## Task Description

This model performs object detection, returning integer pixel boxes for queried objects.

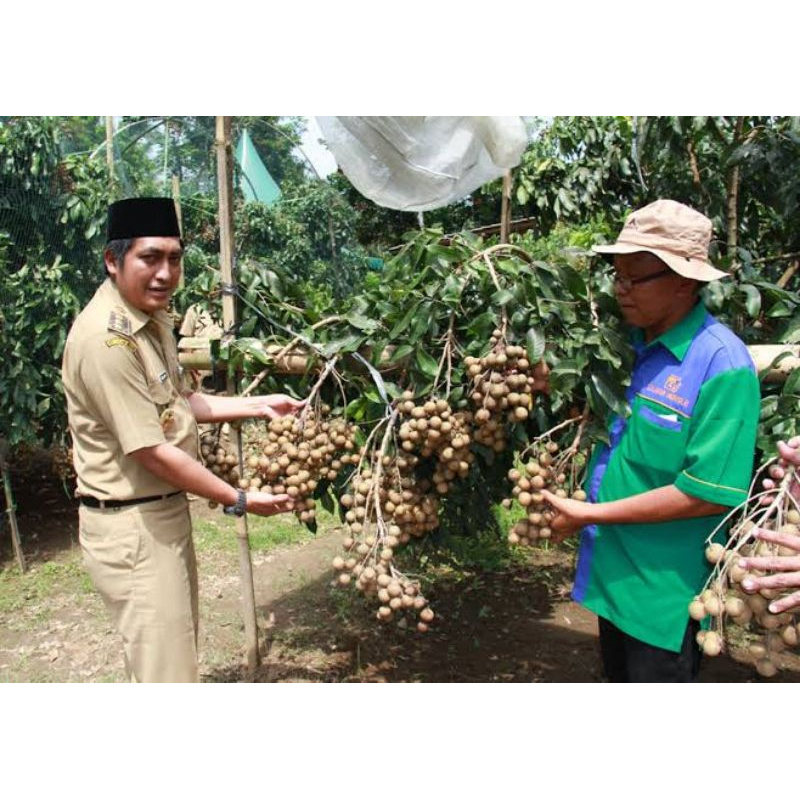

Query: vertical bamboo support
[726,116,746,271]
[172,174,185,290]
[215,116,261,673]
[777,260,798,289]
[1,457,26,573]
[500,169,512,243]
[105,116,116,196]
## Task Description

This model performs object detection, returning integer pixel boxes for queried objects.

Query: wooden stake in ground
[0,451,26,573]
[215,115,261,673]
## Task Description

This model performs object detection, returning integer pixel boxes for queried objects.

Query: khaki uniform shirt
[62,279,198,501]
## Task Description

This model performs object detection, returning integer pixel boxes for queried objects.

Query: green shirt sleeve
[674,367,759,506]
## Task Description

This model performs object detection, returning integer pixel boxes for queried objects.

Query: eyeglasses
[613,268,673,292]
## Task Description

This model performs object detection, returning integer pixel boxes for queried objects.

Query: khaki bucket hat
[592,199,729,282]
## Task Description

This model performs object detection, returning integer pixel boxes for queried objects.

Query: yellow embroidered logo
[105,336,137,351]
[664,374,682,393]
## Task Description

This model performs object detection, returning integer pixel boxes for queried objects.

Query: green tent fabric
[235,129,281,205]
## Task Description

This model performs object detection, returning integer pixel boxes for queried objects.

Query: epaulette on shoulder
[107,307,132,336]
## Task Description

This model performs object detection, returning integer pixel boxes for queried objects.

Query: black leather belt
[79,491,181,509]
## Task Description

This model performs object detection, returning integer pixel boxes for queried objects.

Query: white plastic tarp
[316,116,529,212]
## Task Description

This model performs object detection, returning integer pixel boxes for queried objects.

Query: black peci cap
[106,197,181,242]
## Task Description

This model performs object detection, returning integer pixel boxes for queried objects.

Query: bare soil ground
[2,465,799,683]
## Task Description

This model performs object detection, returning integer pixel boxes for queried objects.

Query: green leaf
[760,395,779,421]
[381,382,403,400]
[702,281,726,311]
[441,273,465,304]
[556,264,586,297]
[238,317,257,337]
[597,342,622,369]
[550,359,582,376]
[386,343,414,364]
[510,309,529,329]
[352,352,390,404]
[740,284,762,318]
[601,328,630,355]
[427,244,464,265]
[448,385,465,404]
[346,311,379,332]
[467,311,496,340]
[781,317,800,344]
[415,349,439,379]
[319,488,335,515]
[321,333,363,358]
[766,300,794,319]
[346,397,367,421]
[783,368,800,398]
[409,301,435,340]
[526,327,546,362]
[491,288,516,307]
[389,301,421,339]
[590,372,629,417]
[265,269,284,301]
[496,258,524,278]
[234,338,271,366]
[760,349,798,385]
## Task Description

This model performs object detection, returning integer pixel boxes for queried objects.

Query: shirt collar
[99,278,169,335]
[633,301,708,362]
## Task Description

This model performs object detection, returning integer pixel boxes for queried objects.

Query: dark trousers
[598,616,702,683]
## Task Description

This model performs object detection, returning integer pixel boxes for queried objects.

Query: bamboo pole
[725,117,745,270]
[215,116,261,673]
[777,260,799,289]
[500,169,512,244]
[0,453,26,573]
[749,344,800,383]
[173,174,185,290]
[105,116,116,196]
[179,337,800,386]
[177,338,410,376]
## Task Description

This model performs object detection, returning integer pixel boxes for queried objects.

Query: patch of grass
[413,504,527,577]
[328,582,367,626]
[192,508,337,555]
[0,557,88,615]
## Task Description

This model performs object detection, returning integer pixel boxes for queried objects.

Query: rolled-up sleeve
[674,367,760,506]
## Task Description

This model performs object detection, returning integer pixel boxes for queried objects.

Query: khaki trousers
[79,493,199,682]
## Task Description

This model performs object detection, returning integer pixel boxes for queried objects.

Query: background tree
[2,114,799,458]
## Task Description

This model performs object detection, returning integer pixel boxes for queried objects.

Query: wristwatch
[223,489,247,517]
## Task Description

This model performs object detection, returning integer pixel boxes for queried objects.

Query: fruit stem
[300,357,339,426]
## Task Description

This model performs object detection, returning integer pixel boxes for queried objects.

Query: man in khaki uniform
[62,197,301,682]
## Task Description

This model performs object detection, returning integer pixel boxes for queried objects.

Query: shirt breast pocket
[624,405,688,477]
[147,373,174,411]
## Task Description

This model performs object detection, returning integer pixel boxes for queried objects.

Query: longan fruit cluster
[51,444,76,483]
[334,423,446,630]
[690,510,800,677]
[396,391,476,494]
[240,409,358,524]
[332,540,435,632]
[340,465,440,547]
[200,429,241,485]
[465,330,540,452]
[200,410,357,524]
[505,440,586,547]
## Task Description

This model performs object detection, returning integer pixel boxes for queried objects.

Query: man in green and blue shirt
[544,199,760,682]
